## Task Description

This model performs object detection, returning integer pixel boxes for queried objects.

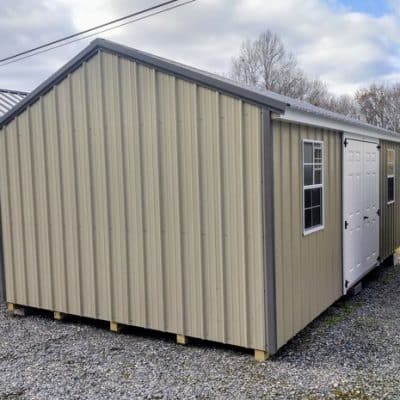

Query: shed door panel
[343,138,379,293]
[363,142,379,271]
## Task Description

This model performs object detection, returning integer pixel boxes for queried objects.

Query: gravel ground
[1,264,400,399]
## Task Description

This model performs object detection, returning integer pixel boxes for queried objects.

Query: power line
[0,0,196,68]
[0,0,179,64]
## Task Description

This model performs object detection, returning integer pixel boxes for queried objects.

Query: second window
[303,140,324,233]
[387,149,395,204]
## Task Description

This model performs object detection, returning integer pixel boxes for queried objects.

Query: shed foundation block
[176,334,189,345]
[54,311,65,321]
[6,303,25,316]
[254,349,269,362]
[7,303,18,312]
[110,321,121,333]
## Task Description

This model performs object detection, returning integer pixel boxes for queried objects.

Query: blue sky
[331,0,392,17]
[1,0,400,96]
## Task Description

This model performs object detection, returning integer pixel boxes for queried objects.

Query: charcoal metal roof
[0,89,28,118]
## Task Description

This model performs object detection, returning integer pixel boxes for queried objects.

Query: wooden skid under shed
[4,304,267,360]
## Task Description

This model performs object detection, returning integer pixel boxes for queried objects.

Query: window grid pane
[388,176,394,203]
[304,165,313,186]
[387,149,395,203]
[304,143,313,164]
[303,140,324,232]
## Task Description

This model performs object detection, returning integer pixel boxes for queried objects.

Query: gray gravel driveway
[1,264,400,399]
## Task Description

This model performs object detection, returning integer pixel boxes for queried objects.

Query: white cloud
[1,0,400,96]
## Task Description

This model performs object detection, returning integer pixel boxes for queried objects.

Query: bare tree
[302,79,330,107]
[230,30,331,106]
[326,94,360,119]
[230,39,261,88]
[384,84,400,132]
[230,29,400,131]
[355,84,396,131]
[230,31,307,97]
[356,84,387,127]
[353,83,400,132]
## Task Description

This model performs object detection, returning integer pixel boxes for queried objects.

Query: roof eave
[274,107,400,142]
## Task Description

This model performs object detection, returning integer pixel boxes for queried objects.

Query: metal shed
[0,39,399,360]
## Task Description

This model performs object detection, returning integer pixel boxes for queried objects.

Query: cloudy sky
[1,0,400,95]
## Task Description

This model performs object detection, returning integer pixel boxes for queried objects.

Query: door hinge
[344,138,348,147]
[377,144,381,150]
[377,208,380,216]
[344,220,349,229]
[345,280,349,288]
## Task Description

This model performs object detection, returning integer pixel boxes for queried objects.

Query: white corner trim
[274,108,400,143]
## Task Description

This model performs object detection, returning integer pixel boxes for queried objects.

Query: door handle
[363,216,369,220]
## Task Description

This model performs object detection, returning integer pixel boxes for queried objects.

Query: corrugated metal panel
[379,141,400,260]
[0,90,27,117]
[0,227,4,302]
[0,51,266,351]
[273,120,342,349]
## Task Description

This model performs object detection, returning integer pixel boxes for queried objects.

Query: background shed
[0,89,27,117]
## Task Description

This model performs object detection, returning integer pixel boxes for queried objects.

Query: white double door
[343,137,379,294]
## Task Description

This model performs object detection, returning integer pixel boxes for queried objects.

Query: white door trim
[342,134,380,294]
[343,132,379,145]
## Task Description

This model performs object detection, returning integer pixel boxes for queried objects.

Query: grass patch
[0,390,25,399]
[317,299,361,331]
[319,314,344,329]
[378,270,397,285]
[301,388,371,400]
[330,388,370,400]
[334,300,360,315]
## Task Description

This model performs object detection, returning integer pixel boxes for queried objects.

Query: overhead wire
[0,0,196,67]
[0,0,197,67]
[0,0,179,64]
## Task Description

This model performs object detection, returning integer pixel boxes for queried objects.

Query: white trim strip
[275,109,400,143]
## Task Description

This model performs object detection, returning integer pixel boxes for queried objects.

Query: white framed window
[303,140,324,235]
[387,149,395,204]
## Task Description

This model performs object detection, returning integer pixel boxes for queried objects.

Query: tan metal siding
[0,125,15,304]
[273,120,342,349]
[0,51,266,351]
[380,141,400,260]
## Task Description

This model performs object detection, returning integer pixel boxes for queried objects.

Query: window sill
[387,201,395,205]
[303,225,324,236]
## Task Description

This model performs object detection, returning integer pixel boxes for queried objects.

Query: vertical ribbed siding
[273,120,342,349]
[0,50,266,351]
[0,123,16,304]
[380,141,400,260]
